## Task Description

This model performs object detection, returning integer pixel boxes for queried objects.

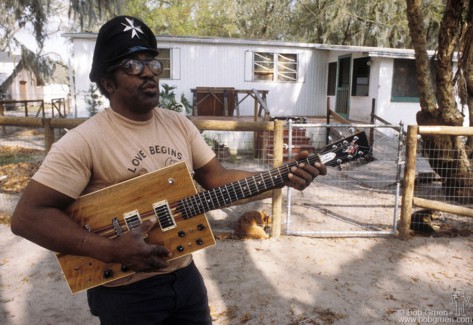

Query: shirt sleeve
[32,130,93,199]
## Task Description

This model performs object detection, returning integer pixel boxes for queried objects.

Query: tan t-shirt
[33,107,215,286]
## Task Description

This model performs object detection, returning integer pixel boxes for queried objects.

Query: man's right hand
[112,219,173,272]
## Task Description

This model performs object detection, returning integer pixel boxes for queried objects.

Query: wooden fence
[0,100,46,117]
[399,125,473,239]
[0,116,286,238]
[4,115,472,240]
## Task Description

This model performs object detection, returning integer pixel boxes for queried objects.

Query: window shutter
[244,50,253,82]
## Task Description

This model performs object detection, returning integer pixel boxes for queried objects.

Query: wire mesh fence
[284,123,403,237]
[406,129,473,237]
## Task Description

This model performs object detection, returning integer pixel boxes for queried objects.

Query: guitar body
[57,162,215,294]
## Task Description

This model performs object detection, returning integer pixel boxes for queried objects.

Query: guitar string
[88,137,365,238]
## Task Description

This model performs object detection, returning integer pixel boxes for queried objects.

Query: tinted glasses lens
[147,60,163,75]
[123,60,143,75]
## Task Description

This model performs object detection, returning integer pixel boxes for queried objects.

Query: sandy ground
[1,127,473,324]
[1,223,473,325]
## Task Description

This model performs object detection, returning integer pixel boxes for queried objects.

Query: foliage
[159,83,191,114]
[84,84,103,117]
[122,0,444,48]
[0,0,447,88]
[290,0,444,48]
[68,0,122,31]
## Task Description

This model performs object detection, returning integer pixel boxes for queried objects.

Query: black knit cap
[89,16,159,82]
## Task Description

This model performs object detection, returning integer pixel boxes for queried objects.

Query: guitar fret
[222,185,232,205]
[277,168,284,184]
[214,187,222,205]
[182,197,192,219]
[267,170,275,187]
[244,178,252,197]
[204,191,215,210]
[257,174,267,191]
[210,189,219,206]
[218,186,230,206]
[190,195,202,216]
[196,192,208,214]
[228,182,238,202]
[249,176,257,193]
[186,197,196,218]
[237,179,246,198]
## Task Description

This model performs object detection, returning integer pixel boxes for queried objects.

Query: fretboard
[177,154,320,219]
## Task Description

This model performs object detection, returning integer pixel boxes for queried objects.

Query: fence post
[326,97,330,145]
[271,120,284,238]
[370,98,375,146]
[0,102,4,135]
[399,124,418,239]
[43,118,55,154]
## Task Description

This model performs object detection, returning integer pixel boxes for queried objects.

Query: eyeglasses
[107,59,163,76]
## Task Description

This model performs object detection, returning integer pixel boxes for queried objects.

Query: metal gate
[285,122,404,236]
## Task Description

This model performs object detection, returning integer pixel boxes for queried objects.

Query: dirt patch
[0,161,41,194]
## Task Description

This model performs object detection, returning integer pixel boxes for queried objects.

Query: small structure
[0,52,69,114]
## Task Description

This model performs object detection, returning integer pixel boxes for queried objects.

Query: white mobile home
[63,33,435,128]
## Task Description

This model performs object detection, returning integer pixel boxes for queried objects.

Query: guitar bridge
[153,200,177,231]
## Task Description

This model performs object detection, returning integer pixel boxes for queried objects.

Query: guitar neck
[177,154,320,219]
[177,130,370,220]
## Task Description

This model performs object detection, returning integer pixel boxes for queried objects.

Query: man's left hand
[284,151,327,191]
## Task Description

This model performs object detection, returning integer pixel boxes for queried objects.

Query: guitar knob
[121,265,128,272]
[176,245,184,252]
[197,224,205,231]
[103,269,113,278]
[196,238,203,245]
[178,230,186,237]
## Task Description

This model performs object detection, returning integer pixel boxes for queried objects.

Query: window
[327,62,337,95]
[351,57,370,96]
[254,52,274,81]
[157,48,171,79]
[391,59,419,102]
[253,52,298,82]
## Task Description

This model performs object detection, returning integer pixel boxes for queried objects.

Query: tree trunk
[407,0,473,203]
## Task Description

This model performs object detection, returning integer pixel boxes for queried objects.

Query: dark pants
[87,261,212,325]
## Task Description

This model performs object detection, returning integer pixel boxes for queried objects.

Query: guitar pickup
[123,210,142,230]
[153,200,177,231]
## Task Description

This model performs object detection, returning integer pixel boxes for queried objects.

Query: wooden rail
[0,116,285,237]
[0,99,45,117]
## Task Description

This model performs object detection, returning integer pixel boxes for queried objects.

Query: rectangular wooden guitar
[57,131,371,293]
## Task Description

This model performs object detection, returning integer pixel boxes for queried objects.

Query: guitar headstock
[318,131,372,167]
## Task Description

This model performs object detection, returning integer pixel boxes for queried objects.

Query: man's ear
[101,77,116,95]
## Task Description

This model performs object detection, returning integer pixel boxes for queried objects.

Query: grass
[0,146,44,165]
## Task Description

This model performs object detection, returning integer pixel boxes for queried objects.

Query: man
[11,16,327,324]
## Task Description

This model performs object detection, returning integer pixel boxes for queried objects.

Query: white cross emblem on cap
[121,18,144,39]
